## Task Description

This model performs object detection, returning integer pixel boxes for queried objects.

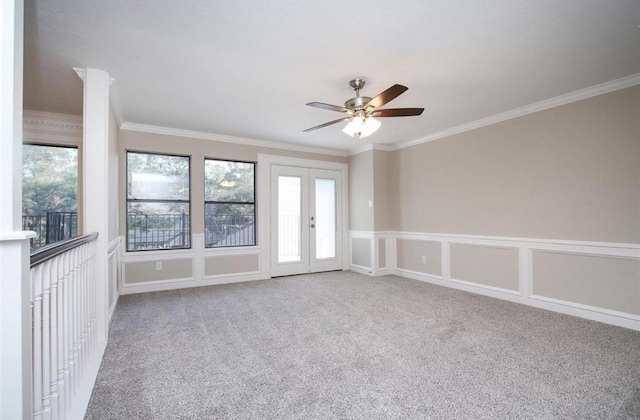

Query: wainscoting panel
[378,238,387,271]
[120,234,268,294]
[204,253,260,277]
[450,244,519,291]
[532,251,640,316]
[351,230,640,330]
[124,258,194,284]
[396,239,441,277]
[350,232,373,274]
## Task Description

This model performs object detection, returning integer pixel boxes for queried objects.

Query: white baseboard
[68,339,108,420]
[355,230,640,331]
[394,266,640,331]
[349,264,373,276]
[120,272,268,295]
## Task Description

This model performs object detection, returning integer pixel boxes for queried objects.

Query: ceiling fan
[304,78,424,138]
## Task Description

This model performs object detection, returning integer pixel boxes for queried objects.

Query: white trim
[120,248,197,262]
[348,143,395,156]
[108,79,124,127]
[394,73,640,151]
[394,267,443,283]
[349,264,373,276]
[120,272,266,295]
[0,230,35,241]
[448,277,521,296]
[394,231,640,255]
[122,275,195,288]
[67,340,107,420]
[23,110,82,145]
[121,122,349,157]
[362,230,640,331]
[73,67,84,81]
[107,237,120,256]
[529,294,640,322]
[258,154,350,278]
[202,271,261,281]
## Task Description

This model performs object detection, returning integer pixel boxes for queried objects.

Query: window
[22,144,79,250]
[204,159,255,247]
[126,152,190,251]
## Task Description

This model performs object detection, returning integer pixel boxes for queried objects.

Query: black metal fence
[22,211,256,251]
[205,213,255,247]
[127,211,190,251]
[22,211,78,250]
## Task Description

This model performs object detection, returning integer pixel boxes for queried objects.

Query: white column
[79,68,110,343]
[0,1,34,419]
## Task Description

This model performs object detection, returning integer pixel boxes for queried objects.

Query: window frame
[22,143,80,249]
[204,157,257,248]
[125,150,192,252]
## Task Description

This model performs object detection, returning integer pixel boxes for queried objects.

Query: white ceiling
[24,0,640,152]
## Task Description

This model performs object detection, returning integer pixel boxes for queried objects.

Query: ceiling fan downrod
[345,79,372,111]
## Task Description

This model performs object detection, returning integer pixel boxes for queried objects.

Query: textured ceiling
[24,0,640,152]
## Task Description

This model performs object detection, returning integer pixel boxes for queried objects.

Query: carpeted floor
[85,272,640,419]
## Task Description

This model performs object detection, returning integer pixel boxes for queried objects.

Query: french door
[271,165,343,276]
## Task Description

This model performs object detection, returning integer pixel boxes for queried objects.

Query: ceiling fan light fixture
[304,79,422,136]
[342,116,381,138]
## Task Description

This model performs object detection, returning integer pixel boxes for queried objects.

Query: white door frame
[257,154,349,277]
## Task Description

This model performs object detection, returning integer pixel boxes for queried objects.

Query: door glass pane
[315,178,336,259]
[278,176,301,263]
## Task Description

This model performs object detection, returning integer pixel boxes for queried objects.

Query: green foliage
[22,145,78,215]
[204,160,255,223]
[127,152,190,201]
[204,160,254,204]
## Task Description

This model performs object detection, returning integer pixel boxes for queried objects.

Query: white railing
[30,233,98,420]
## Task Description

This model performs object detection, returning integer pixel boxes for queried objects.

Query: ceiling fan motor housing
[345,96,372,111]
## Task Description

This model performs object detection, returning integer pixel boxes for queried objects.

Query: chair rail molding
[352,230,640,331]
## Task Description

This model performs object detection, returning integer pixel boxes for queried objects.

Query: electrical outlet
[156,261,163,271]
[421,256,427,264]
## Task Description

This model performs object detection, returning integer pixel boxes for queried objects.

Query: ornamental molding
[23,110,83,145]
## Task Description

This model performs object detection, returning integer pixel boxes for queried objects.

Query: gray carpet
[85,272,640,419]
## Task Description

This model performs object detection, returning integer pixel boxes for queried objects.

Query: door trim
[257,154,349,278]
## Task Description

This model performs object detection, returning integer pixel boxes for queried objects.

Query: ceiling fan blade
[306,102,349,113]
[366,84,408,109]
[303,117,351,132]
[371,108,424,117]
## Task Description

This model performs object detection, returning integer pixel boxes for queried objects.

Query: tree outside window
[204,159,255,247]
[126,151,191,251]
[22,144,78,249]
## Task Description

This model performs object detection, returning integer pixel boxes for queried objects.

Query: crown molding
[109,79,124,127]
[120,122,350,157]
[73,67,84,80]
[348,143,395,156]
[394,73,640,151]
[23,110,83,145]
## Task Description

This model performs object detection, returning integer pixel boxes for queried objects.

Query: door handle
[310,223,315,228]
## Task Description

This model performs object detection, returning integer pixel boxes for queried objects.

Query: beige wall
[533,251,640,315]
[348,150,374,231]
[378,238,386,269]
[450,244,519,291]
[396,239,441,276]
[119,129,347,237]
[204,254,259,277]
[390,86,640,243]
[351,238,371,268]
[124,258,193,284]
[373,150,392,231]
